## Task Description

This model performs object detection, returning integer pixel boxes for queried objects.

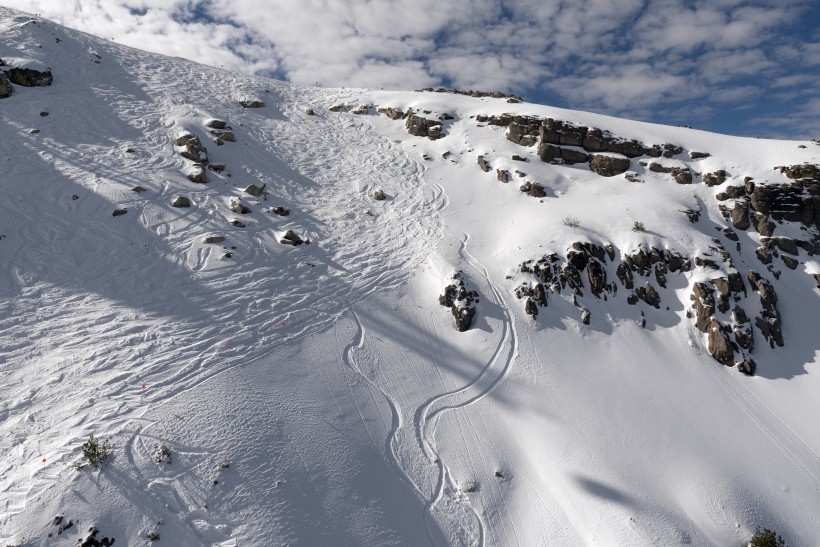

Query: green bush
[749,527,786,547]
[632,220,645,232]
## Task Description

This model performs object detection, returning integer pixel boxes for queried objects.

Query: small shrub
[632,220,645,232]
[153,443,172,464]
[563,216,580,228]
[749,527,786,547]
[81,435,112,468]
[146,531,160,541]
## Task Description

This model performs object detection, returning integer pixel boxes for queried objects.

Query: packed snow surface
[1,8,819,546]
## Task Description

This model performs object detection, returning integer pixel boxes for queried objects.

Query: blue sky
[6,0,820,139]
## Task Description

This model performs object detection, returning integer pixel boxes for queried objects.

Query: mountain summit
[1,7,819,546]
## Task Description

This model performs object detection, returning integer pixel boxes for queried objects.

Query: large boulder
[707,319,735,367]
[588,155,630,177]
[730,200,750,230]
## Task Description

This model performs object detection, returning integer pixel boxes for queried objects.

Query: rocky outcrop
[439,272,479,331]
[730,200,750,230]
[2,58,53,86]
[642,162,693,184]
[405,113,444,140]
[635,283,661,308]
[377,107,405,120]
[418,87,523,101]
[177,134,209,164]
[538,143,590,165]
[776,164,820,180]
[691,282,715,332]
[749,178,820,232]
[588,155,630,177]
[748,271,784,347]
[707,318,735,367]
[506,116,541,146]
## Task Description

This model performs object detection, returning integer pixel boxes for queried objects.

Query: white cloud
[3,0,818,136]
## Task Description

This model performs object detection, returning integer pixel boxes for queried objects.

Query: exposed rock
[635,282,661,308]
[439,273,479,331]
[537,143,589,165]
[172,196,191,208]
[244,183,266,197]
[0,73,12,98]
[112,209,127,217]
[732,306,754,351]
[616,262,634,289]
[373,189,386,200]
[131,186,147,193]
[353,105,369,115]
[305,108,315,115]
[645,162,692,184]
[781,255,798,269]
[229,199,251,214]
[723,228,739,241]
[581,308,591,325]
[730,201,750,230]
[4,58,53,86]
[378,107,404,120]
[239,99,265,108]
[186,164,206,183]
[737,359,756,376]
[208,163,226,173]
[280,230,304,246]
[496,169,510,183]
[231,219,246,228]
[273,206,290,216]
[205,119,227,129]
[752,212,775,237]
[755,246,772,264]
[477,155,491,172]
[770,236,798,255]
[215,131,236,143]
[750,180,820,231]
[524,297,538,318]
[512,155,526,162]
[588,155,630,177]
[725,186,746,199]
[776,163,820,180]
[691,282,715,332]
[71,194,79,200]
[690,151,711,159]
[205,235,225,244]
[405,114,444,140]
[702,170,729,187]
[179,136,209,164]
[586,259,607,297]
[176,132,196,146]
[707,319,735,367]
[748,270,784,347]
[506,116,541,146]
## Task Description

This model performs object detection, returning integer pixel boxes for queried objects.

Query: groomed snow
[1,7,819,546]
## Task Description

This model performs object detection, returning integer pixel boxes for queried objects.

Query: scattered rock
[405,113,444,140]
[690,151,711,159]
[702,170,729,186]
[439,272,479,331]
[230,199,251,214]
[208,163,226,173]
[231,219,246,228]
[304,108,315,115]
[179,135,209,164]
[477,155,491,172]
[239,98,265,108]
[172,196,191,208]
[496,169,510,183]
[352,105,369,115]
[131,186,147,193]
[71,194,79,200]
[273,206,290,216]
[519,181,546,198]
[112,209,127,217]
[186,164,206,183]
[581,308,591,325]
[755,246,772,264]
[244,183,266,197]
[280,229,304,246]
[373,189,386,201]
[205,236,225,244]
[205,119,227,129]
[635,282,661,308]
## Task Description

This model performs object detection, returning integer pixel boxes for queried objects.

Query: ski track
[0,52,448,525]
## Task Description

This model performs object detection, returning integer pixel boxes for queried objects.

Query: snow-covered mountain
[1,7,819,546]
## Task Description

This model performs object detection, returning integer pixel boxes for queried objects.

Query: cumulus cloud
[4,0,818,137]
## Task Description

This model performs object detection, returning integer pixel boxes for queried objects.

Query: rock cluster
[405,113,445,140]
[280,229,304,246]
[416,87,523,102]
[439,272,479,331]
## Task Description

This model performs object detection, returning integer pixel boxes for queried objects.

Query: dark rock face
[524,297,538,318]
[439,273,479,331]
[691,282,715,333]
[588,155,630,177]
[737,359,757,376]
[756,246,772,264]
[172,196,191,208]
[750,180,820,231]
[112,209,127,217]
[406,114,444,140]
[0,73,12,98]
[781,255,798,270]
[644,162,692,184]
[205,235,225,244]
[752,212,775,237]
[581,308,591,325]
[707,318,735,367]
[730,201,750,230]
[5,62,53,87]
[732,306,754,351]
[477,155,491,172]
[635,283,661,308]
[537,143,590,165]
[748,271,784,347]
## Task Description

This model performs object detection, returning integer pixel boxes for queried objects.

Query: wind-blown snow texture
[1,8,819,547]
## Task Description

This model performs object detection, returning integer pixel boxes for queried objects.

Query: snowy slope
[1,7,819,546]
